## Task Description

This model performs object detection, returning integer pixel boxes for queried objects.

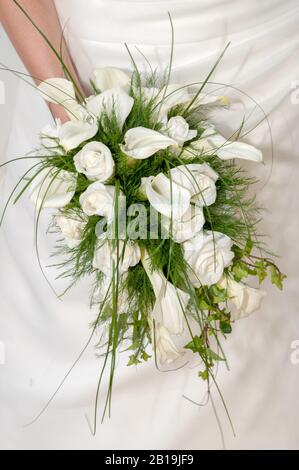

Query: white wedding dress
[1,0,299,450]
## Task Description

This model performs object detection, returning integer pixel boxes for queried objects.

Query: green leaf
[198,370,209,381]
[255,260,267,283]
[127,355,142,366]
[244,238,254,255]
[198,299,211,310]
[206,348,225,362]
[209,285,227,303]
[220,320,232,334]
[232,262,250,281]
[141,351,151,362]
[269,265,286,290]
[185,336,204,354]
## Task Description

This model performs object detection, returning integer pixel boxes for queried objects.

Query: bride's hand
[0,0,82,124]
[49,103,70,124]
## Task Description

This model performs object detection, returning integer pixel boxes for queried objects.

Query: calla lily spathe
[218,276,266,320]
[192,92,230,107]
[58,118,99,152]
[38,78,76,108]
[195,125,263,162]
[93,67,131,92]
[150,320,181,365]
[38,78,88,121]
[86,88,134,128]
[120,127,177,160]
[140,84,191,122]
[170,163,219,207]
[140,173,191,219]
[142,254,189,335]
[29,168,77,210]
[140,163,218,220]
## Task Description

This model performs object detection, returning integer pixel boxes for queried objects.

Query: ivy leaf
[244,238,254,255]
[232,244,243,259]
[209,285,227,303]
[206,348,225,362]
[220,320,232,334]
[198,370,209,381]
[198,299,211,310]
[127,355,142,366]
[185,336,204,354]
[232,262,250,281]
[141,351,151,362]
[255,260,267,283]
[269,265,286,290]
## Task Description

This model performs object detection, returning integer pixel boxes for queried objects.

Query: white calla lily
[86,88,134,128]
[170,163,219,207]
[150,320,181,365]
[196,125,263,162]
[93,238,141,277]
[140,84,191,122]
[218,276,266,320]
[79,181,118,220]
[121,127,177,160]
[38,78,89,121]
[184,231,234,287]
[140,173,191,219]
[192,92,230,107]
[93,67,131,92]
[142,254,189,335]
[38,78,76,106]
[29,168,77,210]
[58,119,98,152]
[41,120,61,149]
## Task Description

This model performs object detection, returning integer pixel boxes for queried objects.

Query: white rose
[55,214,87,248]
[162,204,205,243]
[29,168,77,210]
[218,277,266,320]
[170,163,219,207]
[79,181,118,221]
[120,127,177,160]
[184,231,234,287]
[74,142,115,182]
[93,238,141,277]
[166,116,197,146]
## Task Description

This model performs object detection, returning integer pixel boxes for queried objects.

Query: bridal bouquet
[1,9,285,426]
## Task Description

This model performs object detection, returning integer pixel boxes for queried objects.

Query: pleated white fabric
[0,0,299,450]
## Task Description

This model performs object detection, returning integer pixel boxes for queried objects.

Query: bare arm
[0,0,80,122]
